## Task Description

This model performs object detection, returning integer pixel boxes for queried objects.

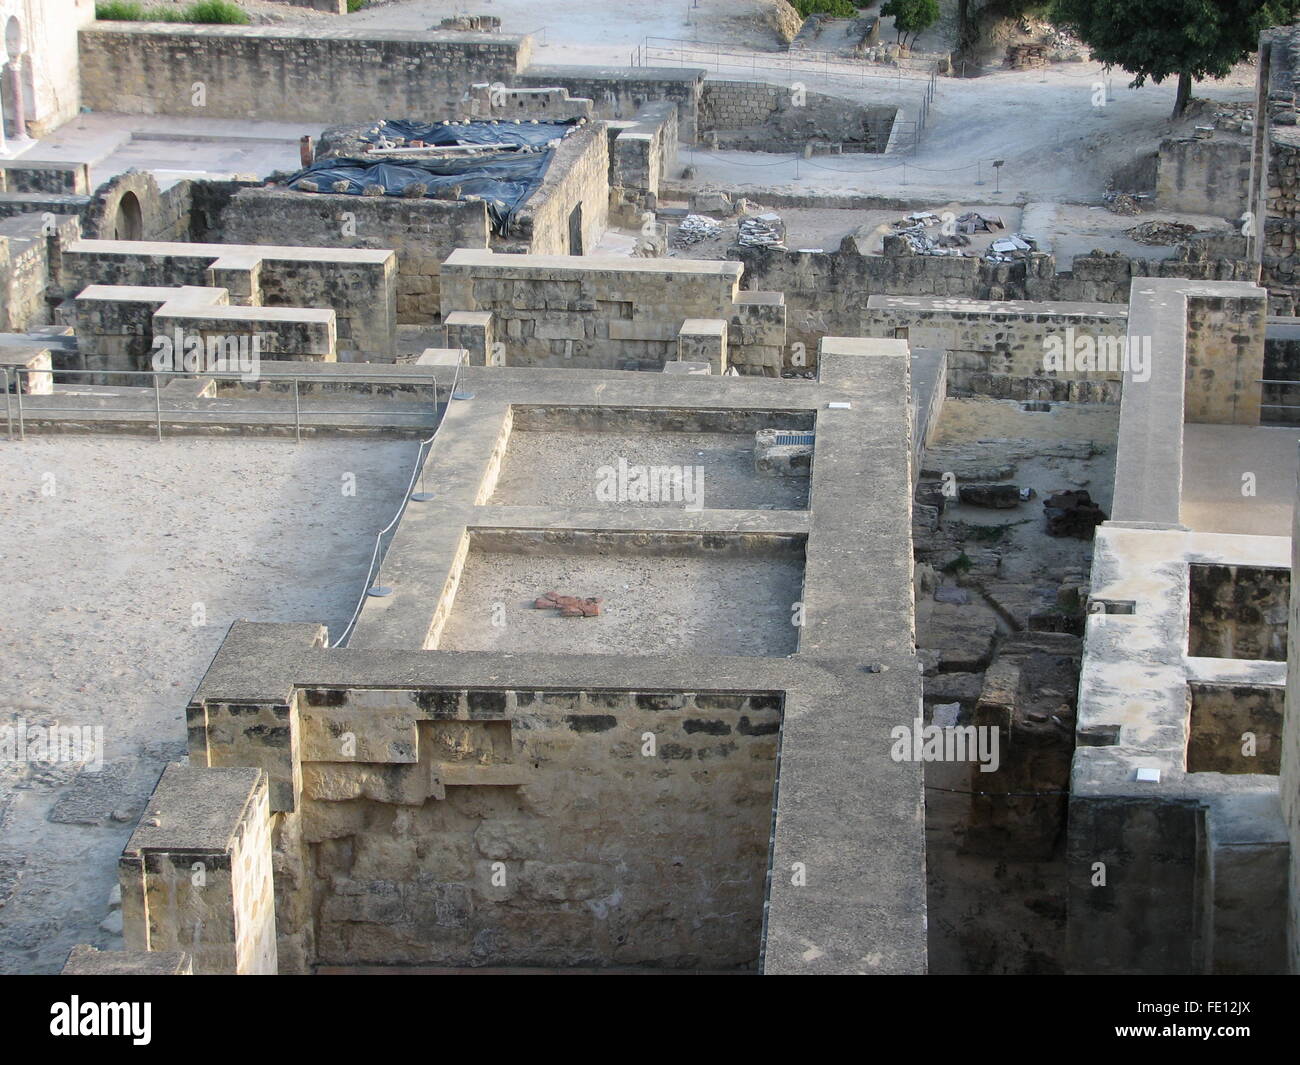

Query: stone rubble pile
[1124,220,1199,246]
[737,213,786,249]
[672,214,723,247]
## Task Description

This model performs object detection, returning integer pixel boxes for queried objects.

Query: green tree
[881,0,941,47]
[1050,0,1300,118]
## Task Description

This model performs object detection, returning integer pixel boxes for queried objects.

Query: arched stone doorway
[113,192,144,241]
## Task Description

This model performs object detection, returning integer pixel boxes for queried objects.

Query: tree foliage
[1049,0,1300,115]
[882,0,941,46]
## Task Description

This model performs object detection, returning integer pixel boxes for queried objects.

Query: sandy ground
[439,551,804,657]
[928,397,1119,584]
[0,435,417,973]
[490,431,808,510]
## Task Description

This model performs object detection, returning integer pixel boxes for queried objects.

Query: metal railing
[2,365,449,443]
[1257,377,1300,422]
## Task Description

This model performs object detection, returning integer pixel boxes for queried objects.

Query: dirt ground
[0,435,417,973]
[918,396,1120,973]
[439,551,804,657]
[490,430,808,510]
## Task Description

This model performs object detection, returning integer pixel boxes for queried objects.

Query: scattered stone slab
[47,760,135,826]
[923,672,986,707]
[918,602,1000,672]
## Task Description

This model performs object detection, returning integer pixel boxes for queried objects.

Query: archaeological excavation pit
[486,406,814,511]
[1187,563,1290,661]
[435,529,806,657]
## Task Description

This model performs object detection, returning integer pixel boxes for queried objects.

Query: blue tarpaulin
[283,119,583,234]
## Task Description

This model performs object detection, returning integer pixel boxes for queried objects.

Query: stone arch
[113,191,144,241]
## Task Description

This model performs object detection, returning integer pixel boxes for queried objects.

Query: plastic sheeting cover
[363,117,580,148]
[284,148,556,235]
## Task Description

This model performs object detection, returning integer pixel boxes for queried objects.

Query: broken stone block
[923,672,985,707]
[958,483,1023,508]
[917,601,999,672]
[754,428,812,477]
[1042,490,1107,539]
[690,190,733,215]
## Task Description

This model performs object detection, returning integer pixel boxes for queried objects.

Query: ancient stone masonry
[77,26,532,125]
[132,343,928,974]
[53,238,397,361]
[439,250,787,374]
[13,5,1300,989]
[699,80,897,153]
[1067,278,1288,975]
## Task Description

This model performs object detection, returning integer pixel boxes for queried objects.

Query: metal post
[154,374,162,442]
[15,369,24,441]
[3,368,11,442]
[293,377,301,444]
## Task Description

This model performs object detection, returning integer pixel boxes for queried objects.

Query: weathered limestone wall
[219,190,486,327]
[78,25,531,123]
[730,244,1254,373]
[517,66,703,142]
[0,160,91,196]
[0,214,61,331]
[1188,683,1285,774]
[1156,135,1253,218]
[1189,563,1290,661]
[461,83,593,121]
[863,295,1129,400]
[699,80,896,152]
[1183,282,1268,424]
[293,686,780,969]
[119,765,277,975]
[610,102,678,217]
[440,250,786,374]
[510,122,609,255]
[57,238,396,357]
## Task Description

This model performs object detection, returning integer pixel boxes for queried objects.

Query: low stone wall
[863,295,1129,400]
[219,189,486,327]
[78,25,530,124]
[0,160,91,196]
[119,765,277,975]
[289,685,780,969]
[1156,135,1253,218]
[517,66,704,142]
[699,80,896,153]
[440,250,787,374]
[57,238,396,357]
[729,242,1256,373]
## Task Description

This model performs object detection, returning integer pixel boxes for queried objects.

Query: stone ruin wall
[289,687,780,970]
[77,25,531,125]
[699,80,897,153]
[730,242,1257,376]
[182,685,782,972]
